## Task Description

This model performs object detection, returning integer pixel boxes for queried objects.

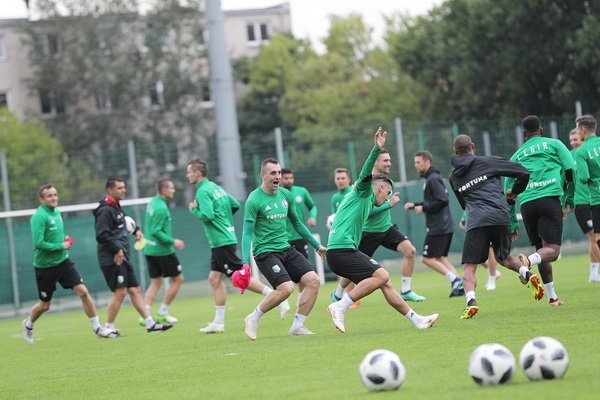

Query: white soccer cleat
[415,313,440,330]
[485,282,496,291]
[22,319,33,345]
[156,314,178,324]
[278,300,291,320]
[588,275,600,282]
[95,326,119,338]
[244,316,258,341]
[199,322,225,333]
[327,303,346,333]
[289,326,315,336]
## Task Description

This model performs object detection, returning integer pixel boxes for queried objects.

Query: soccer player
[281,167,317,259]
[333,148,425,303]
[326,127,439,333]
[186,158,290,334]
[22,184,118,344]
[94,177,173,333]
[567,125,600,282]
[139,178,185,326]
[404,151,463,297]
[450,135,538,319]
[505,115,574,307]
[239,157,327,340]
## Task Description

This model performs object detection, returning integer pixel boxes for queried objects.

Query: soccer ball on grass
[468,343,516,386]
[359,349,406,392]
[519,336,569,381]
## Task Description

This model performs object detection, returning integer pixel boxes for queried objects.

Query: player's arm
[30,213,63,251]
[305,189,318,220]
[94,208,122,255]
[368,202,391,216]
[228,193,241,214]
[241,219,255,265]
[288,208,321,249]
[421,177,449,213]
[575,149,590,185]
[190,189,215,222]
[449,176,466,210]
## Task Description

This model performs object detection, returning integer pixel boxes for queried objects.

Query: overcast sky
[1,0,442,51]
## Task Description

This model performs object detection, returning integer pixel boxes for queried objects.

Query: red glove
[232,264,251,294]
[65,236,74,245]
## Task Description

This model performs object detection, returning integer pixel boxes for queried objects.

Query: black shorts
[145,253,183,279]
[34,258,83,302]
[210,244,243,277]
[590,205,600,234]
[520,196,563,248]
[359,225,409,257]
[326,248,382,284]
[462,226,512,265]
[574,204,593,234]
[289,239,309,259]
[422,233,453,258]
[254,247,315,289]
[100,260,140,292]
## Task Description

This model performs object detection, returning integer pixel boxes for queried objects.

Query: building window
[39,89,65,116]
[0,92,8,108]
[0,35,6,61]
[201,80,211,102]
[246,22,269,45]
[94,85,119,112]
[150,80,165,108]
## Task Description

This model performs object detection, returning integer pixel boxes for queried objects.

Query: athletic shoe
[147,323,173,333]
[327,303,346,333]
[495,270,502,279]
[485,282,496,291]
[95,326,119,338]
[199,322,225,333]
[244,316,258,341]
[330,291,341,302]
[137,317,145,327]
[401,290,426,302]
[415,313,440,329]
[449,278,465,297]
[548,298,564,306]
[349,300,362,309]
[278,300,291,320]
[521,271,544,301]
[289,326,315,336]
[22,319,33,345]
[518,253,531,268]
[156,314,178,324]
[589,275,600,282]
[460,306,479,319]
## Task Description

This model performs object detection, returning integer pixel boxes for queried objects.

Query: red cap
[232,264,251,294]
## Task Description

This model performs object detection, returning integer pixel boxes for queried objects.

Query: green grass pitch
[1,254,599,399]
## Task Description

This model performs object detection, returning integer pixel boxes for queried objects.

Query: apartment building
[0,2,291,120]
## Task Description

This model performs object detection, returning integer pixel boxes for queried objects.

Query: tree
[387,0,600,120]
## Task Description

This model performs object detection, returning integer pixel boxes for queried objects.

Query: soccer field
[2,254,599,399]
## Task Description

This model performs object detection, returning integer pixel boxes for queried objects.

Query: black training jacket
[93,199,133,266]
[415,165,455,235]
[449,154,529,231]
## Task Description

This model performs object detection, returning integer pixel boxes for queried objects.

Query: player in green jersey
[566,127,600,282]
[505,115,573,306]
[139,179,185,326]
[574,115,600,282]
[22,184,118,344]
[326,127,439,334]
[240,158,327,340]
[187,159,290,334]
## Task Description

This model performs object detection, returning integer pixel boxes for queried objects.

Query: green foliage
[1,254,599,399]
[387,0,600,120]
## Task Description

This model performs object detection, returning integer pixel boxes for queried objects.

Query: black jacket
[449,154,529,230]
[93,199,133,266]
[415,165,455,235]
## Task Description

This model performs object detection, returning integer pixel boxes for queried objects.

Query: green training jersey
[327,146,381,249]
[143,196,175,256]
[285,185,317,241]
[570,148,590,206]
[331,186,352,213]
[190,179,240,248]
[575,135,600,206]
[505,136,573,205]
[243,186,319,259]
[363,179,394,233]
[30,204,69,268]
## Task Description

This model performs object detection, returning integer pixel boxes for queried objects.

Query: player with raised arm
[326,127,439,333]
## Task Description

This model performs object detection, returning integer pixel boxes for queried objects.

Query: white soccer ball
[124,215,136,234]
[359,349,406,392]
[468,343,516,386]
[519,336,569,381]
[326,214,336,230]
